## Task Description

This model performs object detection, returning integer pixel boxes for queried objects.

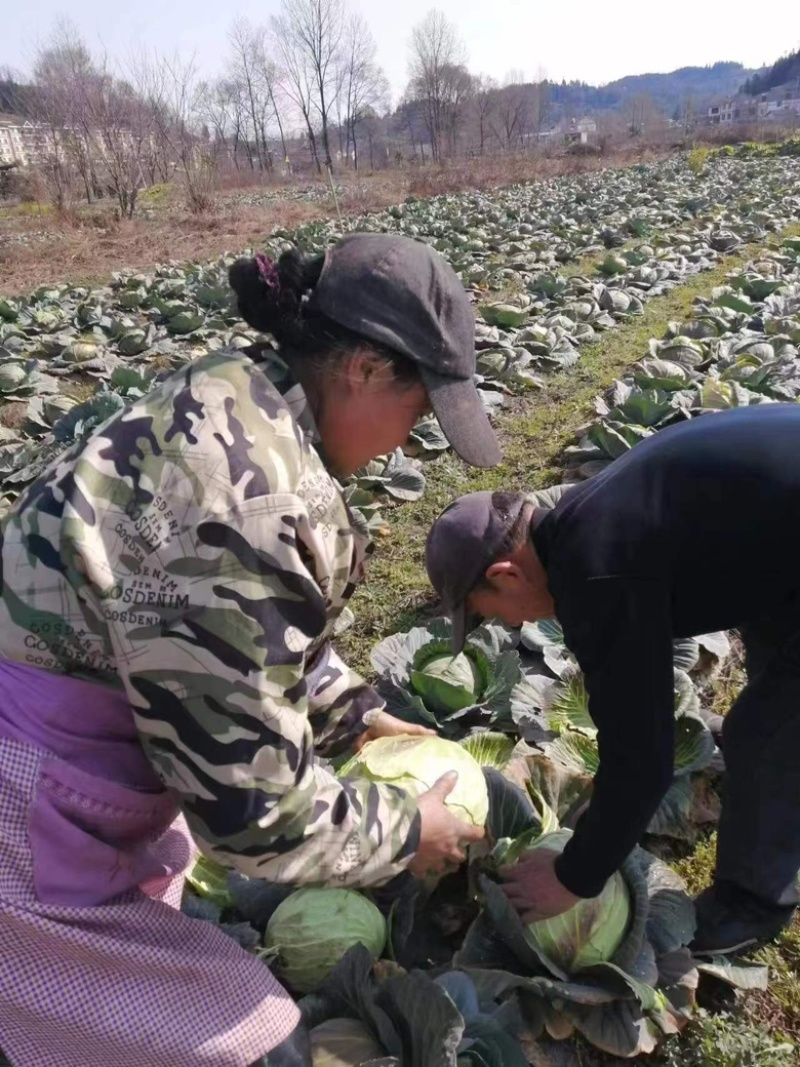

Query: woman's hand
[499,848,580,923]
[353,711,436,752]
[408,772,484,879]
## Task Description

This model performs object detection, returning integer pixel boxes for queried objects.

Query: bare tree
[338,14,388,169]
[272,12,322,172]
[251,28,290,169]
[625,92,654,139]
[273,0,344,172]
[407,10,467,163]
[201,78,242,170]
[494,73,529,153]
[471,75,497,156]
[142,53,217,213]
[529,68,551,145]
[30,24,97,210]
[228,20,270,171]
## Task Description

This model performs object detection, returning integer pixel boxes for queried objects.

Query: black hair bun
[228,248,325,340]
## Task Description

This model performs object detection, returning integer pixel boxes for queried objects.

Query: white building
[708,83,800,125]
[0,117,27,165]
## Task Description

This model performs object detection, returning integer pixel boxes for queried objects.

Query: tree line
[1,3,684,215]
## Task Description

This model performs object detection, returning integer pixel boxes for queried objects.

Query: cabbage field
[3,152,800,1066]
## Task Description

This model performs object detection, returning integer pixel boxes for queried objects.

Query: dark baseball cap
[426,491,528,653]
[307,233,501,469]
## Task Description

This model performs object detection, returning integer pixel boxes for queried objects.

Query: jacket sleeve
[305,643,385,757]
[94,494,420,888]
[554,578,676,898]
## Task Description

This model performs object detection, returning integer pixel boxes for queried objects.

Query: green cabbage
[410,649,485,715]
[341,735,489,828]
[310,1018,385,1066]
[185,854,234,910]
[264,888,386,994]
[512,829,631,972]
[0,362,28,389]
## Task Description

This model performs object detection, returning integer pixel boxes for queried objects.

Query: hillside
[605,61,757,107]
[742,48,800,95]
[0,80,31,116]
[546,62,760,118]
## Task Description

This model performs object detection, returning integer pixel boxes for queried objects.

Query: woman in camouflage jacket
[0,234,500,1067]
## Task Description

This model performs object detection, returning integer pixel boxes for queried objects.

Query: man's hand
[500,848,580,923]
[408,772,484,879]
[354,711,435,752]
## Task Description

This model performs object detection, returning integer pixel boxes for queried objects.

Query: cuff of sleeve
[349,785,422,888]
[554,845,609,899]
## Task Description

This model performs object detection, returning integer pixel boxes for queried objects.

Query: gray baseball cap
[307,233,501,469]
[425,491,528,652]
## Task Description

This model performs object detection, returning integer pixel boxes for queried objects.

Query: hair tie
[255,252,280,291]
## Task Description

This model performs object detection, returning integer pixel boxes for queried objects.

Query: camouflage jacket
[0,349,419,887]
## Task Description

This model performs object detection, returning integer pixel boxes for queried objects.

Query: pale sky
[2,0,797,102]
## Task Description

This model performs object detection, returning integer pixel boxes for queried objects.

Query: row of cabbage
[561,236,800,477]
[3,157,800,530]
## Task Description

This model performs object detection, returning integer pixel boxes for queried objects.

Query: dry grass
[0,147,664,299]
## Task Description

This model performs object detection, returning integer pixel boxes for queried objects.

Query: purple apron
[0,660,299,1067]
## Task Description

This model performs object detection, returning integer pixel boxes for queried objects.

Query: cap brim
[421,372,501,469]
[451,602,468,655]
[450,604,482,655]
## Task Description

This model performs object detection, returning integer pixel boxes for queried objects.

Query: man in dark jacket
[425,404,800,954]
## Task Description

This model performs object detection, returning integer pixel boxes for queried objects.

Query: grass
[669,828,800,1051]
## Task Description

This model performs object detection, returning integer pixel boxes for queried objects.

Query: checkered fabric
[0,738,299,1067]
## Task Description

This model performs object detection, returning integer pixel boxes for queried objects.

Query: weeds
[688,146,711,175]
[659,1011,794,1067]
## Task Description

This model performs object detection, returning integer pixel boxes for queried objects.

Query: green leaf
[544,732,600,775]
[483,768,539,844]
[695,959,769,990]
[672,638,700,672]
[545,670,595,737]
[304,945,403,1057]
[380,970,465,1067]
[638,851,697,956]
[671,672,699,722]
[505,749,593,831]
[185,854,234,910]
[460,733,515,770]
[556,998,659,1058]
[647,776,695,839]
[673,715,715,775]
[384,464,426,502]
[479,304,529,328]
[519,618,564,653]
[406,418,449,454]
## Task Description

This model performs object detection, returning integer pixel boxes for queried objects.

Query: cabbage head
[409,643,489,716]
[310,1018,385,1066]
[341,735,489,828]
[185,854,234,910]
[509,829,630,972]
[264,888,386,994]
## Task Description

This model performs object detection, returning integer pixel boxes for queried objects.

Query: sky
[1,0,797,103]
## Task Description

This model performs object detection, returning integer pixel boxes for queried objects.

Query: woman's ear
[340,349,378,391]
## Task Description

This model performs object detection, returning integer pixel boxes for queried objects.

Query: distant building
[0,117,56,166]
[538,115,598,145]
[707,82,800,125]
[0,117,27,165]
[565,116,598,145]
